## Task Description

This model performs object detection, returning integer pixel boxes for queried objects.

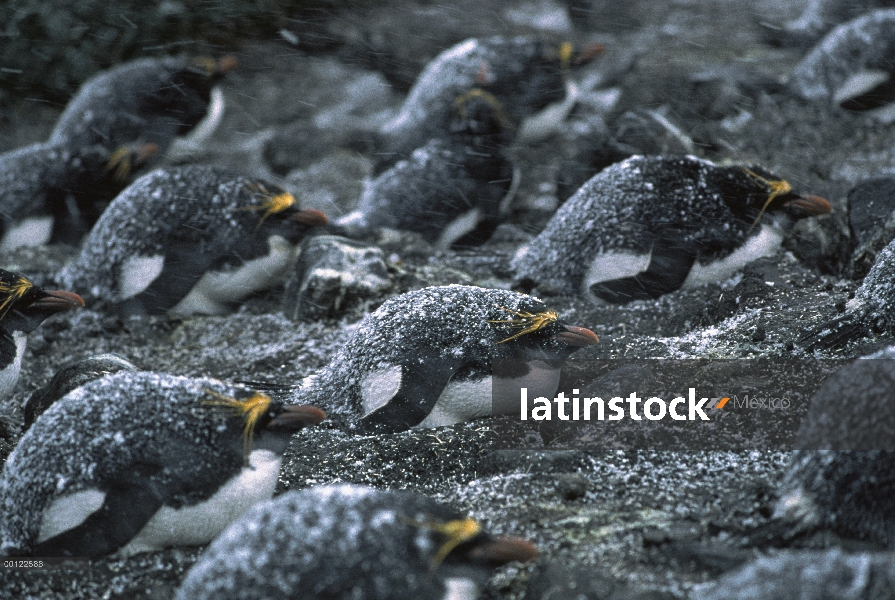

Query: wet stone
[282,235,392,321]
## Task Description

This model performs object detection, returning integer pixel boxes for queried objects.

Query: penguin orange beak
[553,325,599,347]
[290,208,329,227]
[217,55,238,74]
[30,290,85,312]
[783,194,831,217]
[266,404,326,431]
[572,42,606,66]
[469,536,538,565]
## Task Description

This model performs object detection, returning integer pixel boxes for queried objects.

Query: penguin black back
[512,155,831,303]
[0,371,324,558]
[23,353,138,430]
[376,36,599,169]
[57,165,328,316]
[340,89,513,249]
[49,56,233,152]
[289,285,597,433]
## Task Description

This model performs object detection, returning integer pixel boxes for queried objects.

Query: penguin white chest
[36,450,283,556]
[416,376,494,428]
[583,251,652,294]
[0,331,27,397]
[492,360,562,416]
[117,449,282,557]
[171,235,299,316]
[682,225,783,288]
[1,216,55,251]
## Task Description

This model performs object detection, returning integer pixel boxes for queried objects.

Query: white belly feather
[171,234,298,316]
[37,450,282,557]
[682,225,783,288]
[1,216,55,251]
[0,331,27,397]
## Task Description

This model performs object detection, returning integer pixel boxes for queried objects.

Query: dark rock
[847,177,895,278]
[555,472,589,500]
[284,151,372,219]
[692,549,895,600]
[524,560,676,600]
[282,235,392,321]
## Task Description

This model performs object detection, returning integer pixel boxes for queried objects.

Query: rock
[847,177,895,278]
[524,560,676,600]
[282,235,392,321]
[692,549,895,600]
[284,151,372,219]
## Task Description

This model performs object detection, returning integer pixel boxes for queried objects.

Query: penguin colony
[0,16,892,598]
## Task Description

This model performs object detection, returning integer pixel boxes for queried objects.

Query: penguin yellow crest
[241,182,297,225]
[453,88,512,129]
[105,146,134,182]
[742,167,793,231]
[190,56,219,76]
[489,306,559,344]
[0,276,32,320]
[406,516,482,574]
[201,389,272,462]
[558,41,574,72]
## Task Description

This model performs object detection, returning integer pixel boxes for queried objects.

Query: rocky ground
[2,1,895,598]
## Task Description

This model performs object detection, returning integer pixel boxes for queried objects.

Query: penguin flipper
[32,464,167,558]
[355,358,462,435]
[121,242,217,316]
[590,243,697,303]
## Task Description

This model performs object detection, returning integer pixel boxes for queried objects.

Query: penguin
[375,36,603,170]
[338,89,514,249]
[57,165,329,317]
[174,484,538,600]
[790,9,895,116]
[798,236,895,349]
[283,285,598,434]
[0,141,159,249]
[0,371,325,558]
[772,346,895,548]
[511,155,831,304]
[0,268,84,398]
[22,353,138,430]
[48,55,235,156]
[0,55,234,249]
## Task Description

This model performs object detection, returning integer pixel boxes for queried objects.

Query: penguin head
[0,269,84,335]
[202,388,326,459]
[180,55,238,94]
[406,512,538,577]
[487,296,598,362]
[727,165,831,231]
[241,180,329,242]
[450,88,513,138]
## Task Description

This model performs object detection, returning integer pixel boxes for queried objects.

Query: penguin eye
[201,389,273,463]
[0,276,33,320]
[489,306,559,344]
[741,167,793,231]
[405,516,482,574]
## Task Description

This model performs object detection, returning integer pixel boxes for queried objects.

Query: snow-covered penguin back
[292,285,564,419]
[0,371,252,556]
[175,484,500,600]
